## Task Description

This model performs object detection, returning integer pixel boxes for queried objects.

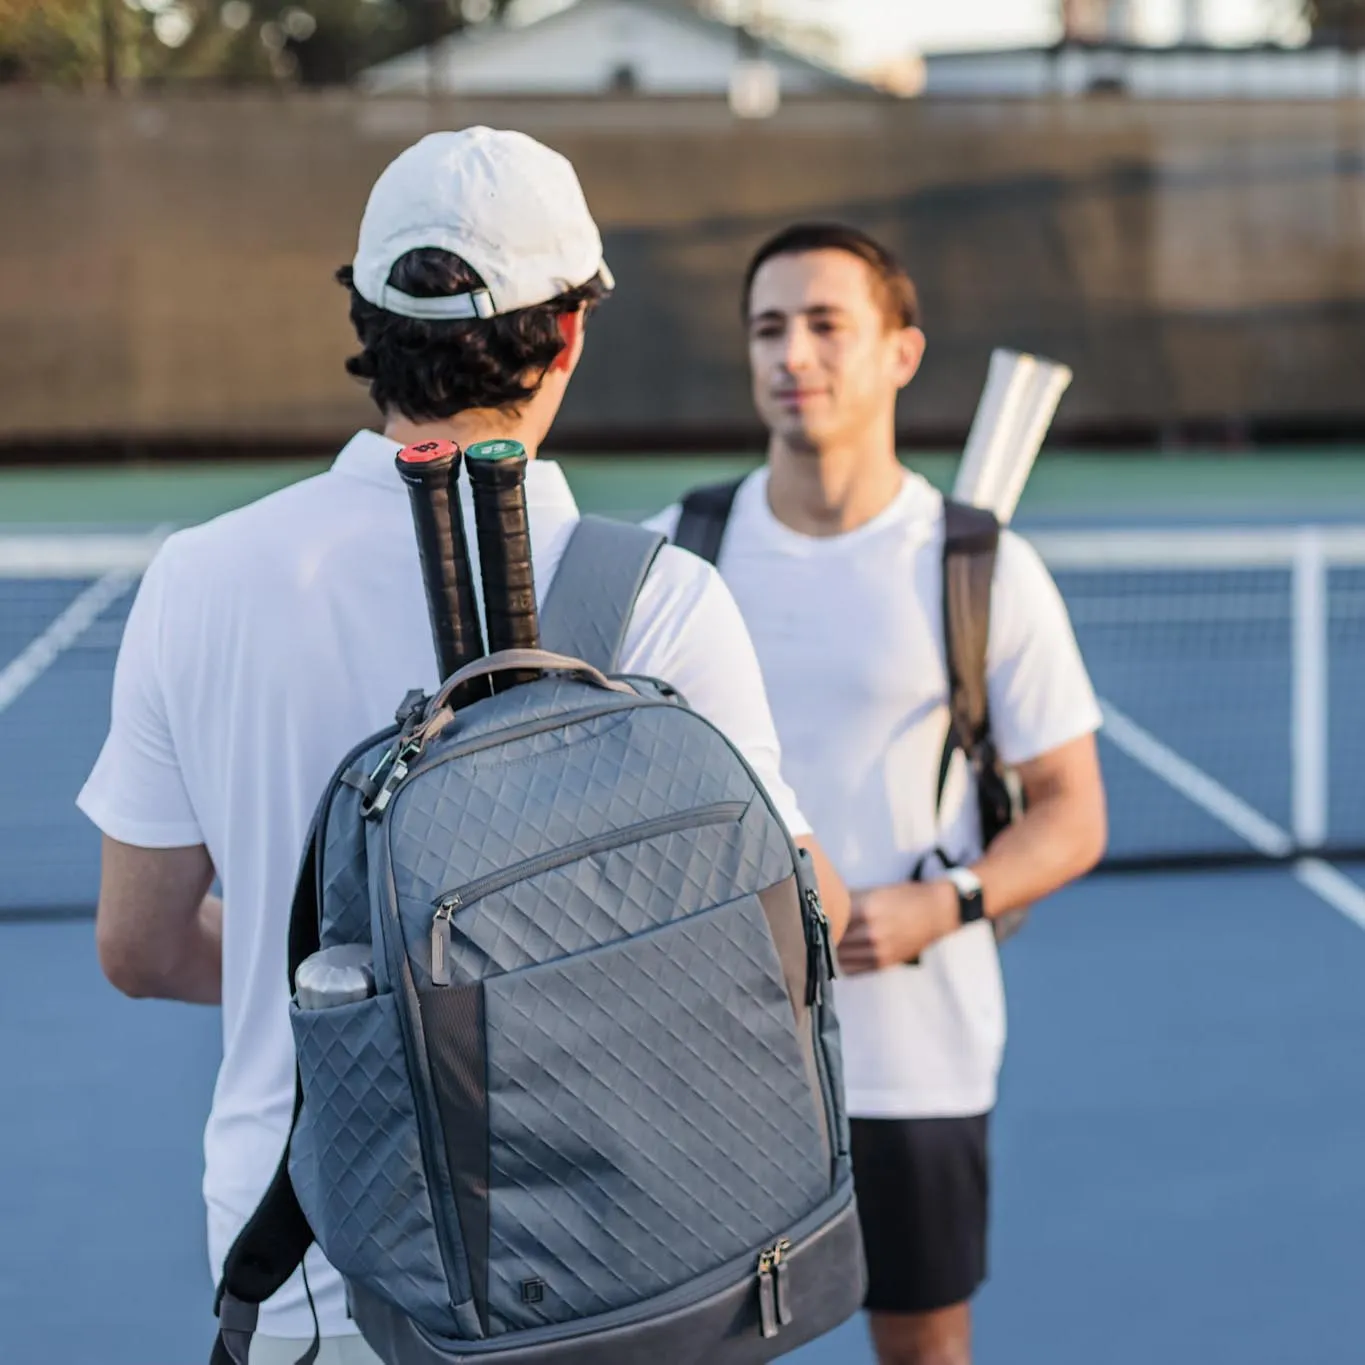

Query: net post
[1292,526,1328,851]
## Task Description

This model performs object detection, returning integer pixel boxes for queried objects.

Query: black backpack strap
[937,500,1032,943]
[210,829,324,1364]
[672,479,744,565]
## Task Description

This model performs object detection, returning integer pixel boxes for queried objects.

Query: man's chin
[767,415,830,454]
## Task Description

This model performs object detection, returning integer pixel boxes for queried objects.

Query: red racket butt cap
[396,439,462,466]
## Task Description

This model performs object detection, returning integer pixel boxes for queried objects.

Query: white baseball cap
[351,127,613,321]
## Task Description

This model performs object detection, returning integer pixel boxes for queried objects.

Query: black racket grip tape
[466,440,540,693]
[394,440,491,706]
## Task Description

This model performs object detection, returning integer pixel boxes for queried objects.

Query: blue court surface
[3,866,1363,1365]
[4,472,1365,1363]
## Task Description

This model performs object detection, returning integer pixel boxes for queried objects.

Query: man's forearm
[167,893,224,1005]
[973,789,1105,919]
[107,893,223,1005]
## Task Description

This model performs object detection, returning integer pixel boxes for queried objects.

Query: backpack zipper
[377,829,477,1325]
[801,880,843,1166]
[364,698,645,822]
[403,1180,854,1356]
[429,801,748,986]
[802,886,835,1007]
[756,1237,794,1339]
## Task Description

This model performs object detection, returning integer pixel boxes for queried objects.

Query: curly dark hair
[336,248,610,421]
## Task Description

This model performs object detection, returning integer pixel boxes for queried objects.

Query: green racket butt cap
[466,439,527,462]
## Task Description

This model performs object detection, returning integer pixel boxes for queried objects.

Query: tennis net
[3,522,1365,917]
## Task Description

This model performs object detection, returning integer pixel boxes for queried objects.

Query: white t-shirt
[649,468,1101,1121]
[77,430,809,1340]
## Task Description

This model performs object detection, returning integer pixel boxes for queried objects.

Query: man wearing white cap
[78,128,847,1364]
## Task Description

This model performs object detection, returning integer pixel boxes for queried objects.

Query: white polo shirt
[649,468,1101,1121]
[77,430,809,1340]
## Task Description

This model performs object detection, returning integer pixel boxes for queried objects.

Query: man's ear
[894,326,926,390]
[549,306,586,374]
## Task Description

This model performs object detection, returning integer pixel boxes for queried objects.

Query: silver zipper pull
[772,1238,793,1327]
[809,889,834,976]
[804,887,834,1005]
[430,896,459,987]
[756,1248,778,1339]
[804,886,834,1003]
[366,739,420,818]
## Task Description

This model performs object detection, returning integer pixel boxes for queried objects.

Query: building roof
[360,0,870,96]
[921,41,1365,99]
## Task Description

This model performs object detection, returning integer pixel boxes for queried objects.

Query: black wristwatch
[943,866,986,926]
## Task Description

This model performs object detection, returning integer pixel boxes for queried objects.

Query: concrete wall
[2,91,1363,452]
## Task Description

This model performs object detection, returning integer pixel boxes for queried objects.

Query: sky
[733,0,1307,64]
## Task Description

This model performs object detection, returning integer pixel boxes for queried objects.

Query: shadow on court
[3,868,1361,1365]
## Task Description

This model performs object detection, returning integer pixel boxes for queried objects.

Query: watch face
[948,867,981,897]
[949,869,984,923]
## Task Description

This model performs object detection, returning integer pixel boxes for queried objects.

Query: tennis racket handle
[466,439,540,692]
[394,440,491,703]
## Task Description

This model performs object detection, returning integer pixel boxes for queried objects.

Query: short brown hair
[742,223,921,330]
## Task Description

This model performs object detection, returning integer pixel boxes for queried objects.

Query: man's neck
[765,433,904,538]
[383,408,546,459]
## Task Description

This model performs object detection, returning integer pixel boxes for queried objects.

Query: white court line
[1100,701,1293,859]
[0,528,168,716]
[1293,860,1365,933]
[0,533,162,577]
[1100,699,1365,933]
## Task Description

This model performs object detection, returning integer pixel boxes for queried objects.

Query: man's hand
[837,880,958,976]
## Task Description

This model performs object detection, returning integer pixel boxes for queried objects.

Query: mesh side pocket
[290,992,456,1334]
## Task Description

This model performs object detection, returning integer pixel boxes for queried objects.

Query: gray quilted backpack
[212,517,864,1365]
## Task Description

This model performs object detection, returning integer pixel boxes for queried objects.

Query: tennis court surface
[3,454,1364,1362]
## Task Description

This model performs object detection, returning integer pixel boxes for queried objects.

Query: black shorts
[850,1113,990,1315]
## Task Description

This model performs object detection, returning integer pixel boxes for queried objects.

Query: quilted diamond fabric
[441,801,792,985]
[389,702,764,955]
[315,685,629,953]
[300,673,849,1349]
[480,892,830,1332]
[426,678,629,749]
[290,993,458,1334]
[321,781,374,950]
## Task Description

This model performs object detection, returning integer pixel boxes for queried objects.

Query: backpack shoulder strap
[937,501,1034,942]
[211,832,323,1364]
[671,478,744,565]
[540,514,665,673]
[937,499,1000,811]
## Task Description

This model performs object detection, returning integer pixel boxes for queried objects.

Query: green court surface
[4,447,1365,530]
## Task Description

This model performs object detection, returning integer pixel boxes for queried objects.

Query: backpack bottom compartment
[348,1181,864,1365]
